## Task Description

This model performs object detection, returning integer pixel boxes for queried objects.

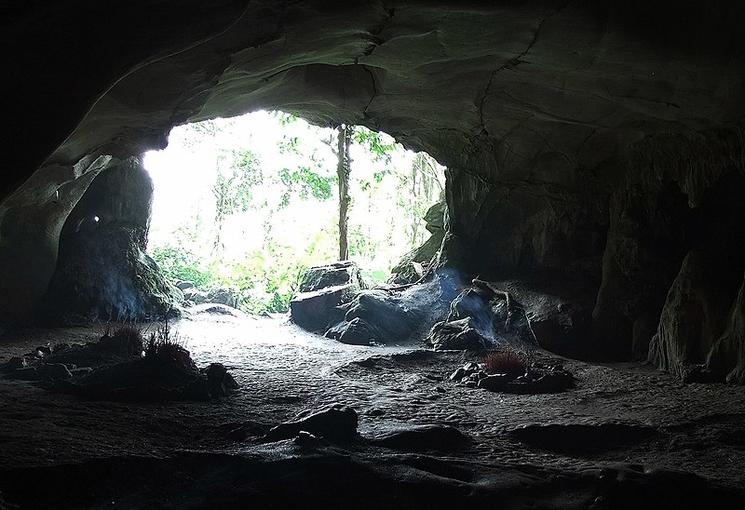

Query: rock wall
[594,128,745,362]
[707,273,745,383]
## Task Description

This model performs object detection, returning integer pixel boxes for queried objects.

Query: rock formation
[2,1,745,380]
[38,157,180,323]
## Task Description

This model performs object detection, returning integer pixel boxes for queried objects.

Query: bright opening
[143,110,445,314]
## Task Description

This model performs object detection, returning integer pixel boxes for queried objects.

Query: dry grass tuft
[100,323,145,356]
[483,348,529,377]
[144,321,195,371]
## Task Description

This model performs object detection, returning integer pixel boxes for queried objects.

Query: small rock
[464,380,477,388]
[35,346,51,358]
[532,370,574,392]
[478,374,510,391]
[434,386,446,393]
[70,367,93,376]
[449,367,466,381]
[294,431,323,448]
[367,408,386,417]
[201,363,239,398]
[176,280,196,291]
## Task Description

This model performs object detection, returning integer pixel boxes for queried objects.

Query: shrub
[483,348,529,377]
[145,321,195,371]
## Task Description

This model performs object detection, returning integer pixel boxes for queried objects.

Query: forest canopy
[144,111,445,314]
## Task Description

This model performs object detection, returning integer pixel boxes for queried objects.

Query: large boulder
[298,261,365,293]
[290,261,364,332]
[426,279,537,351]
[325,274,458,345]
[427,317,489,351]
[264,403,359,444]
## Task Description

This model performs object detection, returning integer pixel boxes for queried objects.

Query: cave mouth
[4,1,745,506]
[143,110,446,316]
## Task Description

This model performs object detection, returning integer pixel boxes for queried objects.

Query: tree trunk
[336,125,352,260]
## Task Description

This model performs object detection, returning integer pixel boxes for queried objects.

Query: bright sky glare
[143,110,444,278]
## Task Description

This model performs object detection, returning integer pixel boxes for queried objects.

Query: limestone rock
[38,157,179,323]
[290,262,363,332]
[299,261,364,293]
[707,273,745,383]
[369,424,469,453]
[264,403,359,444]
[427,317,488,351]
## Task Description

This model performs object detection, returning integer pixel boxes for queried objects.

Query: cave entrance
[143,110,445,315]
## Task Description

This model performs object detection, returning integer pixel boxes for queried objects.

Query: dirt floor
[1,314,744,509]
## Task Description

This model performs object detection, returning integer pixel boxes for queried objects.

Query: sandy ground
[1,314,744,508]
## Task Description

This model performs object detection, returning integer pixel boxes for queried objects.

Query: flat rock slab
[509,422,660,455]
[369,424,469,453]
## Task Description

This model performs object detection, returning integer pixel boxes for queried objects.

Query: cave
[1,1,745,508]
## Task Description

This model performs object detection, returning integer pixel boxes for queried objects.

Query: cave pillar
[39,157,179,323]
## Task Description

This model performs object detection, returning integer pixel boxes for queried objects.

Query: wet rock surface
[0,317,744,508]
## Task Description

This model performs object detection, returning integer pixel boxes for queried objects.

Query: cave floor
[1,314,744,509]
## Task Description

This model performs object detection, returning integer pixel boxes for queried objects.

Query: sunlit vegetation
[145,111,444,314]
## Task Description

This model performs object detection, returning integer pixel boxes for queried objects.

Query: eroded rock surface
[38,157,179,323]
